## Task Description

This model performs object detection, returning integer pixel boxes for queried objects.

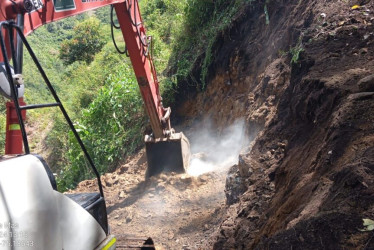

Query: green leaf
[359,219,374,232]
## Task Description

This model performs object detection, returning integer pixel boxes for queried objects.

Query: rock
[360,48,368,54]
[159,173,168,181]
[117,166,128,174]
[119,191,126,198]
[168,232,174,240]
[348,92,374,101]
[180,175,192,184]
[225,164,247,205]
[157,182,166,190]
[114,214,119,219]
[148,193,154,198]
[238,155,253,178]
[358,74,374,92]
[198,175,209,183]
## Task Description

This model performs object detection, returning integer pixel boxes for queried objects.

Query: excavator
[0,0,190,249]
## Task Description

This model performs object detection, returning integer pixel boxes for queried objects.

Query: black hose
[110,5,128,55]
[0,21,30,154]
[125,0,149,55]
[111,1,154,58]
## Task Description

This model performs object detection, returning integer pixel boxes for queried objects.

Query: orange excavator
[0,0,190,249]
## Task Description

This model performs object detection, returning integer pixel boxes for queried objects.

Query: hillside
[1,0,373,249]
[175,0,374,248]
[69,0,374,249]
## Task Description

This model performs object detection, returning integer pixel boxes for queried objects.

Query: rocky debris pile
[72,149,230,249]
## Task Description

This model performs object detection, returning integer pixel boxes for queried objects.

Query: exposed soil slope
[174,0,374,249]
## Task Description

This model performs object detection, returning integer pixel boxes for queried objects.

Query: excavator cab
[0,154,116,249]
[0,20,117,250]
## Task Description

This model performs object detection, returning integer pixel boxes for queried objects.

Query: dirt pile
[175,0,374,249]
[73,149,229,249]
[71,118,249,249]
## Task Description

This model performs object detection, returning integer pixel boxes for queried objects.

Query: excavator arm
[0,0,190,175]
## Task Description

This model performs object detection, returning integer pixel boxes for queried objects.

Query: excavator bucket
[145,132,190,177]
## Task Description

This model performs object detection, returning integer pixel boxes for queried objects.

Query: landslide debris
[175,0,374,249]
[73,149,228,249]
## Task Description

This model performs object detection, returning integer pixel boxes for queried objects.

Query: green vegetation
[0,0,250,191]
[360,219,374,232]
[169,0,249,90]
[59,18,106,65]
[59,64,146,189]
[290,38,304,64]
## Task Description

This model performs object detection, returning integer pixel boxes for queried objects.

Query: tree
[59,17,106,65]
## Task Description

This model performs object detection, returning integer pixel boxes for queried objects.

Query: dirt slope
[174,0,374,249]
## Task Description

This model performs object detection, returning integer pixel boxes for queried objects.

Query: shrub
[59,17,106,65]
[57,64,146,191]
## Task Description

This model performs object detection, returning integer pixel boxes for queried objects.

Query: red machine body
[5,97,25,154]
[1,0,168,153]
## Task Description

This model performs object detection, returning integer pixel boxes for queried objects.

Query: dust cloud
[186,119,248,176]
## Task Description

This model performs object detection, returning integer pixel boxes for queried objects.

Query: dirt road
[73,149,229,249]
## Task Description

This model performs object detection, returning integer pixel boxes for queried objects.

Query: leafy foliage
[59,17,107,65]
[139,0,185,106]
[168,0,248,91]
[290,45,304,64]
[360,218,374,232]
[290,36,304,64]
[58,65,146,191]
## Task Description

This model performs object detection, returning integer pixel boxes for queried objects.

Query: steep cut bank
[176,0,374,249]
